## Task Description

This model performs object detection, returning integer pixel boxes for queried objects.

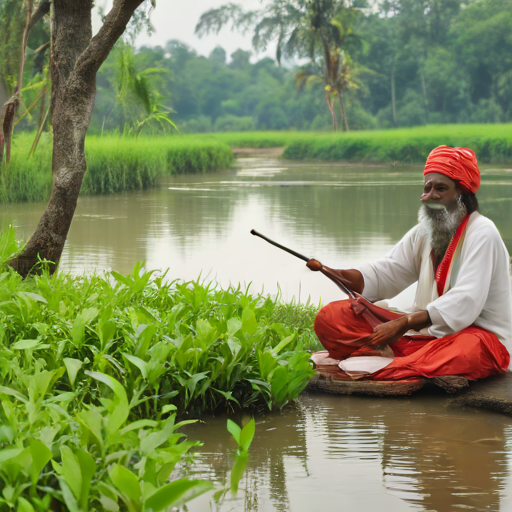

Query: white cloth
[358,212,512,359]
[339,356,394,376]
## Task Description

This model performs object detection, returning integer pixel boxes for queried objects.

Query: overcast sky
[93,0,277,61]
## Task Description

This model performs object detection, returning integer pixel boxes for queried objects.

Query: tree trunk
[10,0,145,277]
[420,69,429,124]
[325,93,337,131]
[391,58,397,127]
[338,93,349,132]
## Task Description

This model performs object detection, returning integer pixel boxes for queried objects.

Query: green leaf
[226,419,241,446]
[17,497,35,512]
[71,307,99,346]
[0,386,28,403]
[100,494,120,511]
[143,478,213,512]
[241,308,258,335]
[122,353,148,379]
[227,338,241,357]
[16,291,47,304]
[29,439,52,485]
[161,405,177,414]
[11,339,41,350]
[196,319,213,339]
[239,418,255,453]
[60,446,82,500]
[109,464,141,504]
[85,371,129,435]
[76,448,96,509]
[119,419,158,436]
[59,478,80,512]
[63,358,83,386]
[140,417,175,456]
[226,318,242,336]
[230,454,249,493]
[272,334,296,355]
[0,448,23,464]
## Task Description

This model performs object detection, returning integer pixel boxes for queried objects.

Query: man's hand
[306,260,365,294]
[368,310,432,348]
[368,316,409,347]
[306,258,322,271]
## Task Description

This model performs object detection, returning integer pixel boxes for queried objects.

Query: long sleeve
[358,225,422,301]
[426,223,505,337]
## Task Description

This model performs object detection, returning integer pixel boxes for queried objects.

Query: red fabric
[424,145,480,194]
[315,300,510,381]
[434,214,470,296]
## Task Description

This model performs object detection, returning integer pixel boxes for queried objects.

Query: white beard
[418,201,468,261]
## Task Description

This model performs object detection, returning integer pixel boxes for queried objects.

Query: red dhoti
[315,300,510,380]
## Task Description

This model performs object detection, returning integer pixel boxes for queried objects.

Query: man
[308,146,511,380]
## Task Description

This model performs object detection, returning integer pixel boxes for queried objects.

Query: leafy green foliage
[0,239,317,509]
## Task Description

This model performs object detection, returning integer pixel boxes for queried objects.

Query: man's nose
[421,189,440,202]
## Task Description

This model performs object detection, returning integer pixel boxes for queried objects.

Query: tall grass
[0,226,317,510]
[211,124,512,163]
[0,133,234,203]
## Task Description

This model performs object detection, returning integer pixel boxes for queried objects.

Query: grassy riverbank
[213,124,512,163]
[1,134,234,203]
[0,226,317,509]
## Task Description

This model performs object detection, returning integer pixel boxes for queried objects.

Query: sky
[93,0,277,61]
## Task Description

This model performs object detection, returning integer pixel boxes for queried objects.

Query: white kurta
[358,212,512,358]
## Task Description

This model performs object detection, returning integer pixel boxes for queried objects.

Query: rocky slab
[449,372,512,416]
[306,367,512,417]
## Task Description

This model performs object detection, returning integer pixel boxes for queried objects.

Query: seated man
[309,145,511,380]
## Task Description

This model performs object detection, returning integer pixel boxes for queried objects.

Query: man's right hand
[306,260,365,294]
[306,258,322,271]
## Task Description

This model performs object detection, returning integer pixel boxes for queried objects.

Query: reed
[0,133,234,203]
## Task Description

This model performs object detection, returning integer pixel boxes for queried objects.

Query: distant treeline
[87,0,512,133]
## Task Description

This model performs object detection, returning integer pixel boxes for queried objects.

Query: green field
[0,134,234,203]
[212,124,512,163]
[4,124,512,205]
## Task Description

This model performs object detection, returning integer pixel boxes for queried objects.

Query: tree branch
[27,0,50,34]
[73,0,146,83]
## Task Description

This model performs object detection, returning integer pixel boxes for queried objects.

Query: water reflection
[185,394,512,512]
[2,156,512,308]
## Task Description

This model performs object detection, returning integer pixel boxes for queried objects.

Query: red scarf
[431,215,470,297]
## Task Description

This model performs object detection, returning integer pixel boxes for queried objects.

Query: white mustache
[425,203,447,211]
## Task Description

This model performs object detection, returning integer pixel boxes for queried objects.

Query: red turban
[424,145,480,194]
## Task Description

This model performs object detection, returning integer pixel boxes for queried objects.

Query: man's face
[421,173,460,213]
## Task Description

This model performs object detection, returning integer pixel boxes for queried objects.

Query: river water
[3,154,512,510]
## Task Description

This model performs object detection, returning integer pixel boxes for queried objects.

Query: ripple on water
[181,394,512,512]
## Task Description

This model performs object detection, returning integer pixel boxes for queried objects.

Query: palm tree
[195,0,363,130]
[296,48,367,131]
[105,42,176,135]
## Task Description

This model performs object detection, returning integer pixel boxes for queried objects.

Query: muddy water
[184,393,512,512]
[3,155,512,510]
[3,156,512,308]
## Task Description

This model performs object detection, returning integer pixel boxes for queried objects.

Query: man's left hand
[368,317,409,347]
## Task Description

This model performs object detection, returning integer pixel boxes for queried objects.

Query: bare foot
[376,345,394,358]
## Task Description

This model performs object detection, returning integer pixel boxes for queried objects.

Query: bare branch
[73,0,147,82]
